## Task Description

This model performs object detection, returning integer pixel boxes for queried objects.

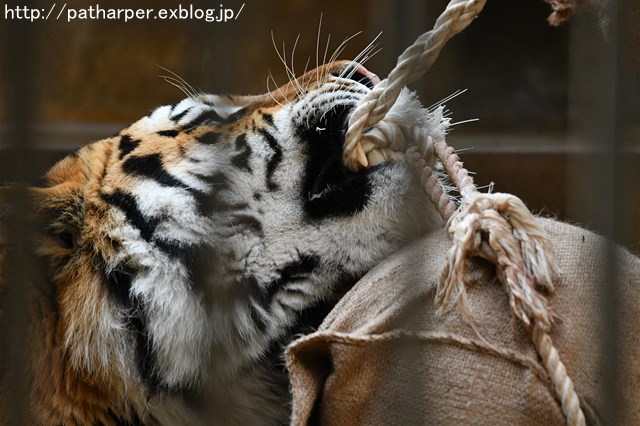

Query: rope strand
[343,0,487,171]
[428,141,584,426]
[342,0,587,424]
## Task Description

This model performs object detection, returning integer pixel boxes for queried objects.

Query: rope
[429,145,586,426]
[343,0,487,172]
[406,146,457,220]
[342,0,587,424]
[288,330,552,386]
[533,323,586,426]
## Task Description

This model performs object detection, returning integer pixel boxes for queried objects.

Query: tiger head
[20,61,446,424]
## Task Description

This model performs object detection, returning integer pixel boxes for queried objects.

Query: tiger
[0,60,446,425]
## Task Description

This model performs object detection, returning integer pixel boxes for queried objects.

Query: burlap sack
[287,218,640,425]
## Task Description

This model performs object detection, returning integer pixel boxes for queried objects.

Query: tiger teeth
[366,148,387,167]
[355,144,369,169]
[365,147,402,167]
[361,141,378,154]
[345,143,403,171]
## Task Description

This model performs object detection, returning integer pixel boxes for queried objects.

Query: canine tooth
[361,141,377,154]
[366,149,387,167]
[355,144,368,169]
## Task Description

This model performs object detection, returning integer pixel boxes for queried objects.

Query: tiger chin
[0,61,446,425]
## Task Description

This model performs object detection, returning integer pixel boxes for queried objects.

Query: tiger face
[17,61,444,425]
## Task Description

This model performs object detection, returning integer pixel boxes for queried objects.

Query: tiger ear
[198,94,259,116]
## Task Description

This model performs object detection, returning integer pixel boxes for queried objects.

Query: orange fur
[1,152,140,424]
[0,60,394,424]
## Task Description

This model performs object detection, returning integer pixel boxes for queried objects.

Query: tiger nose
[351,63,381,87]
[334,62,381,89]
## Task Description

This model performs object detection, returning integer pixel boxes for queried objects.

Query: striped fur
[1,61,443,425]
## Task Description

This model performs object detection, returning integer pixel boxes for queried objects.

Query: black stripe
[226,107,248,123]
[105,263,136,308]
[122,154,189,189]
[231,134,252,172]
[157,129,180,138]
[249,300,269,333]
[258,130,282,191]
[265,256,318,303]
[242,276,270,334]
[171,107,191,122]
[288,272,356,336]
[154,239,207,290]
[185,107,247,129]
[186,109,224,127]
[128,295,161,392]
[230,213,263,235]
[118,135,140,160]
[300,103,372,219]
[152,239,222,314]
[196,131,221,145]
[187,172,253,219]
[102,263,159,394]
[188,172,235,216]
[101,191,159,241]
[262,113,274,127]
[252,256,319,316]
[261,277,352,371]
[280,255,318,281]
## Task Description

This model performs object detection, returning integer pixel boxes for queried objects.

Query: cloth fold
[287,218,640,425]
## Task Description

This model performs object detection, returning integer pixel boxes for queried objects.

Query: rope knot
[341,0,585,422]
[438,192,560,332]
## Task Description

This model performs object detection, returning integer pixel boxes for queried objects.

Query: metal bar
[1,3,36,424]
[602,1,639,422]
[567,0,639,422]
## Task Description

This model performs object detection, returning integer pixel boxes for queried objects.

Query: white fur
[71,71,448,425]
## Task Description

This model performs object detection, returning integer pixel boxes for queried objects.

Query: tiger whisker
[315,14,323,88]
[267,69,289,105]
[160,75,195,99]
[322,33,332,85]
[290,34,306,96]
[359,46,383,68]
[301,56,312,87]
[427,89,468,112]
[157,65,200,99]
[339,47,381,91]
[266,73,285,107]
[325,31,363,94]
[328,31,362,66]
[271,31,302,99]
[282,40,302,98]
[332,34,383,94]
[338,32,382,80]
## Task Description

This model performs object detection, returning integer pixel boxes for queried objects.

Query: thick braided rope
[424,142,585,426]
[340,0,586,421]
[406,146,457,220]
[343,0,487,171]
[533,323,586,426]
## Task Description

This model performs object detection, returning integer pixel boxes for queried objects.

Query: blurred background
[0,0,638,250]
[0,1,638,425]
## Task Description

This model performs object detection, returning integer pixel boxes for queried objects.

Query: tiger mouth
[302,101,383,219]
[334,63,404,170]
[301,63,408,218]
